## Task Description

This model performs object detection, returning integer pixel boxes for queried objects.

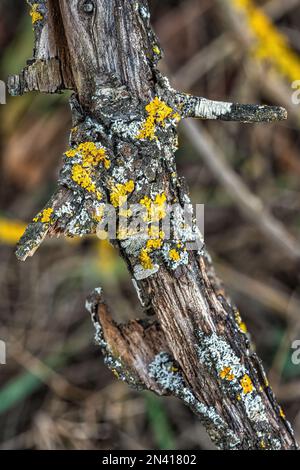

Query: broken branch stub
[9,0,297,450]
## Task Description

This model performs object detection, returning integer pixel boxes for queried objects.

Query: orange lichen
[220,366,235,381]
[240,374,254,394]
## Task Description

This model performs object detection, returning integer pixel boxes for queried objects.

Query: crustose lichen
[136,96,180,140]
[29,3,43,24]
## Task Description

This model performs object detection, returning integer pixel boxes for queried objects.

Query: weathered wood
[9,0,298,450]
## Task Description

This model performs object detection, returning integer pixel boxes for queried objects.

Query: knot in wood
[82,0,94,14]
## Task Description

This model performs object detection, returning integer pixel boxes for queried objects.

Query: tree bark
[9,0,298,450]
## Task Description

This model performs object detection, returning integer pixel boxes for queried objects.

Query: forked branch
[9,0,297,450]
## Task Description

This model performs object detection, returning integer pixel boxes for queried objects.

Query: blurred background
[0,0,300,450]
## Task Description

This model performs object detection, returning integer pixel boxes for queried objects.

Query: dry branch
[9,0,298,450]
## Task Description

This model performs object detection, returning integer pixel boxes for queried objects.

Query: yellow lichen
[140,248,154,270]
[136,195,168,269]
[279,407,286,419]
[65,142,110,169]
[71,164,102,200]
[140,192,167,222]
[264,378,270,388]
[30,4,43,24]
[110,180,135,208]
[220,366,235,381]
[240,374,254,394]
[155,193,167,207]
[33,207,53,224]
[169,249,181,262]
[172,112,181,121]
[66,142,108,199]
[235,311,248,333]
[260,439,266,449]
[139,195,151,212]
[93,205,105,223]
[153,45,161,55]
[137,97,180,140]
[146,238,163,250]
[40,207,53,223]
[138,228,165,270]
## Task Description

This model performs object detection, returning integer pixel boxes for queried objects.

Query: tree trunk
[9,0,298,450]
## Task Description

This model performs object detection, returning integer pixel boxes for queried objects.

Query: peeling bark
[9,0,298,450]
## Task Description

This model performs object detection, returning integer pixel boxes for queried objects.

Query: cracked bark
[9,0,298,450]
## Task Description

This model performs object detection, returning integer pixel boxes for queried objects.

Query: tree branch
[10,0,298,450]
[177,93,287,122]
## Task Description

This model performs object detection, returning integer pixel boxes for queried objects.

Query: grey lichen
[196,332,268,419]
[196,331,289,449]
[148,352,241,449]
